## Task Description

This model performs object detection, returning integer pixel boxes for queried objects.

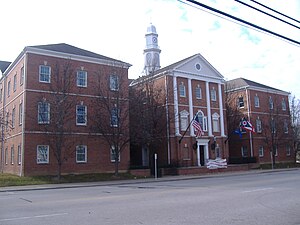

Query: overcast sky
[1,0,299,98]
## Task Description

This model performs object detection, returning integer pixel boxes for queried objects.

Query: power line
[235,0,300,30]
[182,0,300,46]
[249,0,300,24]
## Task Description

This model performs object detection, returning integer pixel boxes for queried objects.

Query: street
[0,169,300,225]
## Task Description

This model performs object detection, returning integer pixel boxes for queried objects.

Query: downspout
[245,88,253,157]
[165,75,171,165]
[1,74,7,173]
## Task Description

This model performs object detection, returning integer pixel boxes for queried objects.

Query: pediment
[173,54,224,80]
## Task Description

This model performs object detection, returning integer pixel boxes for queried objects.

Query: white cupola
[143,23,161,75]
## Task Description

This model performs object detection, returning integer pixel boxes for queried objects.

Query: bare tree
[290,95,300,161]
[38,60,76,180]
[263,94,292,168]
[0,109,12,173]
[92,63,130,176]
[129,76,168,168]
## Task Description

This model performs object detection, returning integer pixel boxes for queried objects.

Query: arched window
[195,110,207,132]
[212,112,220,132]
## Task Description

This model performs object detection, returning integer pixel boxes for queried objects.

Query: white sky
[1,0,300,98]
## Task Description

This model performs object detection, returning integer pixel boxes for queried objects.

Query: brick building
[225,78,294,166]
[130,24,228,169]
[0,43,131,176]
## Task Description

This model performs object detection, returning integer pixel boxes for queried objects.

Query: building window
[19,102,23,125]
[11,106,15,128]
[5,111,9,131]
[238,96,244,108]
[76,105,87,125]
[286,146,291,156]
[180,110,189,131]
[284,119,288,134]
[212,113,220,132]
[111,107,119,127]
[20,66,24,85]
[269,96,274,110]
[254,95,260,107]
[282,99,286,111]
[38,102,50,124]
[7,80,11,97]
[37,145,49,164]
[179,83,186,97]
[76,145,87,163]
[111,145,120,162]
[39,65,51,83]
[195,86,202,99]
[11,146,14,165]
[241,146,248,157]
[18,144,22,165]
[256,118,262,133]
[110,75,119,91]
[211,88,216,101]
[196,110,207,132]
[271,117,276,134]
[13,74,17,92]
[77,70,87,87]
[259,146,264,157]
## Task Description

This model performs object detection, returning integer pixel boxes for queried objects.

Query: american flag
[192,114,204,137]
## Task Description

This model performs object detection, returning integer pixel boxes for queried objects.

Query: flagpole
[179,112,199,144]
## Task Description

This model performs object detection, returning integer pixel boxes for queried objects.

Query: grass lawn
[0,173,135,187]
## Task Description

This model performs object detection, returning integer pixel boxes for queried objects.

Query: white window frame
[76,105,87,126]
[110,75,119,91]
[37,145,49,164]
[18,144,22,165]
[195,86,202,99]
[77,70,87,87]
[256,118,262,133]
[212,113,220,132]
[211,88,216,101]
[254,95,260,107]
[238,96,244,108]
[13,74,17,92]
[11,146,14,165]
[39,65,51,83]
[76,145,87,163]
[20,66,24,85]
[259,146,264,157]
[179,83,186,97]
[19,102,23,125]
[241,146,248,157]
[196,110,207,132]
[269,96,274,110]
[38,102,50,124]
[111,107,119,127]
[284,119,288,134]
[180,110,189,131]
[5,147,8,165]
[282,99,286,111]
[110,145,120,162]
[11,106,15,128]
[7,80,11,97]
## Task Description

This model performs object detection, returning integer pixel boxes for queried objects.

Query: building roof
[226,77,289,95]
[0,61,11,73]
[28,43,125,63]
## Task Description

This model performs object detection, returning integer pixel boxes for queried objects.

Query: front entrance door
[200,145,205,166]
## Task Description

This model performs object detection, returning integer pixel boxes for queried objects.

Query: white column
[218,83,225,136]
[173,76,180,135]
[188,78,194,136]
[204,143,209,164]
[205,81,212,136]
[197,142,201,167]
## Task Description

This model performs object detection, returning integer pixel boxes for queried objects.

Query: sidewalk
[1,167,299,193]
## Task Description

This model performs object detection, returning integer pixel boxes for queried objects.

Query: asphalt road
[0,169,300,225]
